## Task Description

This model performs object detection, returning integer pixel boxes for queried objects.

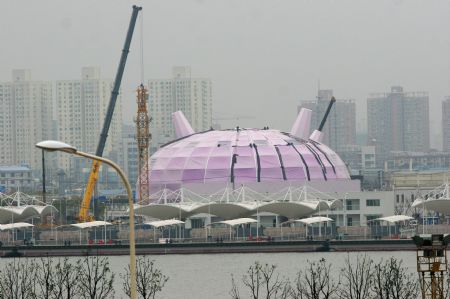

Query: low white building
[323,191,395,227]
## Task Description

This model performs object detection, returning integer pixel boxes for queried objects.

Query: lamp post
[36,140,137,299]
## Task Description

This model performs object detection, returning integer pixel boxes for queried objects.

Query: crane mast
[135,84,151,203]
[78,5,142,222]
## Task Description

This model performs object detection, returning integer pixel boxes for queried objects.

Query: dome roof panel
[147,129,350,191]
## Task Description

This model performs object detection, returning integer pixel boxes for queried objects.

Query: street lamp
[36,140,137,299]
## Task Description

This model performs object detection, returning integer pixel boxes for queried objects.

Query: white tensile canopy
[0,205,58,224]
[145,219,185,228]
[135,200,331,221]
[70,221,112,229]
[145,219,185,242]
[412,197,450,214]
[213,218,258,240]
[0,222,34,231]
[218,218,258,227]
[295,216,334,225]
[292,216,334,238]
[70,221,113,244]
[374,215,414,223]
[371,215,416,237]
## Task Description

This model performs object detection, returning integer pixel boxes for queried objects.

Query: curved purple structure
[148,128,350,192]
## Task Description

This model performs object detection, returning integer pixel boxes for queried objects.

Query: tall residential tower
[56,67,123,179]
[442,97,450,152]
[367,86,429,167]
[298,89,356,153]
[148,66,212,147]
[0,70,53,172]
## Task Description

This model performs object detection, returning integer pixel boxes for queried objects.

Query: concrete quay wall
[0,239,417,258]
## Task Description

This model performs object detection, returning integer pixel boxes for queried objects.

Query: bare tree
[52,257,81,299]
[77,256,115,299]
[339,254,373,299]
[291,258,340,299]
[372,257,418,299]
[230,261,290,299]
[121,256,169,299]
[230,274,241,299]
[35,257,56,299]
[0,258,38,299]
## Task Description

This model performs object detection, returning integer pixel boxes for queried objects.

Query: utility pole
[41,149,46,203]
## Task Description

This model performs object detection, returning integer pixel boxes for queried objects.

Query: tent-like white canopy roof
[135,200,333,221]
[134,203,203,220]
[145,219,185,228]
[412,197,450,214]
[295,216,334,225]
[0,222,34,231]
[374,215,414,223]
[70,221,112,229]
[0,205,58,224]
[217,218,258,227]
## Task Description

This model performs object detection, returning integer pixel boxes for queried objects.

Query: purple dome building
[146,109,354,197]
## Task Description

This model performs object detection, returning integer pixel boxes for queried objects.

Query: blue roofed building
[0,165,34,192]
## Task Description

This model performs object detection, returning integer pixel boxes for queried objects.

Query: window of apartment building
[396,194,400,203]
[366,199,380,207]
[347,217,353,227]
[346,199,360,211]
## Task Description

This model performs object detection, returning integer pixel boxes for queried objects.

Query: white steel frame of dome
[135,185,340,221]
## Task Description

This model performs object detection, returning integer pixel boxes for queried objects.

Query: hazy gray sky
[1,0,449,148]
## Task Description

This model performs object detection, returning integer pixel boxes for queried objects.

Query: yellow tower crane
[135,84,151,203]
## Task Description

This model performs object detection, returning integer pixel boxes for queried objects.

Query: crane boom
[318,96,336,132]
[79,5,142,222]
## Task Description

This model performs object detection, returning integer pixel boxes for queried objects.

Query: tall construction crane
[78,5,142,222]
[135,84,151,203]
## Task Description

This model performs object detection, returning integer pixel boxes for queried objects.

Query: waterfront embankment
[0,239,416,257]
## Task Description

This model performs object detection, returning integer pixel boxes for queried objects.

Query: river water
[100,251,418,298]
[0,251,419,298]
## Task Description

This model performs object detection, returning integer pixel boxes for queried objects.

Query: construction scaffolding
[414,234,449,299]
[135,84,151,203]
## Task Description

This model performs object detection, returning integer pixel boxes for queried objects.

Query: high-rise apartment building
[367,86,429,167]
[0,70,53,172]
[148,66,212,146]
[122,124,138,186]
[56,67,123,179]
[443,97,450,152]
[298,89,356,153]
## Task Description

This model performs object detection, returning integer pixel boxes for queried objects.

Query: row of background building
[0,66,212,193]
[1,65,449,197]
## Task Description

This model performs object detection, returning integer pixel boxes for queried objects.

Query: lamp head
[35,140,77,154]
